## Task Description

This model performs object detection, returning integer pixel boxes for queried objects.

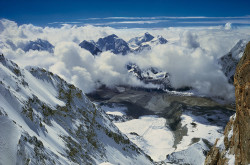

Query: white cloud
[82,16,250,21]
[224,22,232,30]
[87,20,169,26]
[1,19,250,100]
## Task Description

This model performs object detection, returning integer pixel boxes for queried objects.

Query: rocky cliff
[205,42,250,165]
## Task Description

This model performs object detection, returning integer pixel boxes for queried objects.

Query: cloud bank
[1,19,250,100]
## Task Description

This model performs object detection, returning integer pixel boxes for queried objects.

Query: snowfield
[0,117,20,165]
[115,116,174,161]
[101,102,233,164]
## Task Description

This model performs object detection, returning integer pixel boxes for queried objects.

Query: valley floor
[89,87,235,164]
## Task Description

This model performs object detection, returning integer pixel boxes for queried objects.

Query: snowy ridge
[219,39,248,83]
[128,33,168,53]
[80,34,131,55]
[127,64,172,90]
[0,54,153,165]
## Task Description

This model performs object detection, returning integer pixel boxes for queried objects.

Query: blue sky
[0,0,250,27]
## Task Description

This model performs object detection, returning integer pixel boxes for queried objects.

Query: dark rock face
[79,40,102,55]
[79,34,130,55]
[79,33,168,55]
[155,36,168,44]
[95,34,130,55]
[205,42,250,165]
[22,39,54,53]
[133,44,151,53]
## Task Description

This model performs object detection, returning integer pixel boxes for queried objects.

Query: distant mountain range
[79,32,168,55]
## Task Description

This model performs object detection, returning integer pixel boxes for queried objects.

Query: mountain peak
[143,32,154,41]
[22,38,54,53]
[128,32,155,46]
[79,40,102,55]
[106,34,118,39]
[95,34,130,55]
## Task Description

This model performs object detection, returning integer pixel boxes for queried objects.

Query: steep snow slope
[0,54,153,165]
[128,32,155,47]
[128,33,168,53]
[219,39,248,83]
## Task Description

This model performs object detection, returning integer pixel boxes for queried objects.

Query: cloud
[87,20,169,26]
[224,22,233,30]
[82,16,250,21]
[58,16,250,28]
[1,19,250,100]
[180,31,200,49]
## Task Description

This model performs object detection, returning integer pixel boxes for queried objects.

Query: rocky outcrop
[79,40,102,55]
[205,42,250,165]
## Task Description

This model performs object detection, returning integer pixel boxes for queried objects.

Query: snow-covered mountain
[219,39,248,83]
[96,34,131,55]
[79,34,130,55]
[79,40,102,55]
[127,64,171,90]
[22,39,54,53]
[79,33,168,55]
[128,33,168,53]
[128,32,155,47]
[0,54,153,165]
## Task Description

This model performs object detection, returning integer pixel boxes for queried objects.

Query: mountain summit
[79,40,102,55]
[22,38,54,53]
[128,32,155,46]
[79,34,130,55]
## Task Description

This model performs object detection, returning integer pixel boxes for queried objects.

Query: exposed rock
[205,42,250,165]
[22,38,54,53]
[79,40,102,55]
[96,34,131,55]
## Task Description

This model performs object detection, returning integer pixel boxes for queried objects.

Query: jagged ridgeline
[205,42,250,165]
[0,54,153,165]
